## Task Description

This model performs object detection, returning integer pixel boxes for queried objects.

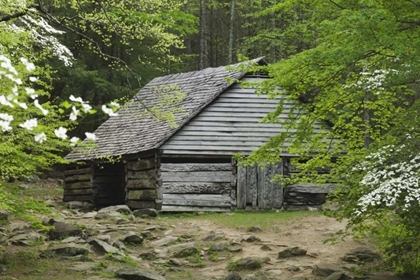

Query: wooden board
[64,174,91,183]
[285,184,336,194]
[126,190,156,201]
[126,200,156,209]
[245,165,257,206]
[272,162,283,209]
[126,178,156,189]
[63,189,92,196]
[161,171,232,182]
[161,182,231,194]
[162,194,231,207]
[160,163,232,172]
[126,159,155,171]
[161,205,230,212]
[237,166,247,209]
[65,182,92,189]
[64,167,91,176]
[127,169,157,179]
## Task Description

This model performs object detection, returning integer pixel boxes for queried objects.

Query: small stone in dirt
[228,245,242,253]
[115,267,166,280]
[48,221,82,240]
[82,212,97,219]
[98,205,131,215]
[145,226,157,231]
[312,264,342,277]
[226,272,242,280]
[41,243,91,257]
[229,257,262,271]
[209,242,229,252]
[244,271,269,280]
[278,247,307,258]
[248,226,262,233]
[121,232,144,245]
[342,247,381,263]
[112,240,126,250]
[286,266,300,272]
[244,235,261,242]
[89,239,121,255]
[151,235,178,247]
[62,236,86,244]
[324,272,351,280]
[231,237,243,245]
[168,242,198,258]
[133,208,158,218]
[260,244,271,251]
[203,230,225,241]
[139,251,157,260]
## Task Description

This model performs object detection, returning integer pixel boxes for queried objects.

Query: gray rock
[141,230,153,239]
[9,232,43,246]
[113,240,127,250]
[48,221,82,240]
[209,242,229,252]
[228,245,243,253]
[121,232,144,245]
[95,211,124,220]
[278,247,307,258]
[139,251,157,260]
[167,242,198,258]
[342,247,381,263]
[244,235,260,242]
[312,264,342,277]
[115,267,166,280]
[41,243,90,257]
[82,212,97,219]
[229,257,262,271]
[25,174,41,183]
[62,236,86,244]
[0,210,9,221]
[285,278,307,280]
[67,201,94,210]
[260,245,271,251]
[324,272,351,280]
[226,272,242,280]
[203,230,225,241]
[248,226,262,233]
[244,271,269,280]
[89,239,121,255]
[150,235,178,247]
[18,184,31,189]
[133,209,158,218]
[98,205,131,215]
[67,262,98,272]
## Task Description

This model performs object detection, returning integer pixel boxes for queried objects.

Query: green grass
[160,210,320,230]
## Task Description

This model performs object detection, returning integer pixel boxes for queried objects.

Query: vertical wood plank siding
[161,76,289,156]
[160,162,234,212]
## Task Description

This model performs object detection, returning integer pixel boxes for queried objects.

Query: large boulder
[98,205,131,215]
[120,232,144,245]
[167,242,198,258]
[89,239,122,255]
[132,209,158,218]
[41,243,91,257]
[342,247,381,263]
[9,232,43,246]
[278,247,307,258]
[229,257,262,271]
[115,267,166,280]
[48,221,82,240]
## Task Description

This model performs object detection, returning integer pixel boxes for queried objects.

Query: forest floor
[0,180,404,280]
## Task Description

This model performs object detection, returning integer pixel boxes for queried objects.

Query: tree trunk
[228,0,235,64]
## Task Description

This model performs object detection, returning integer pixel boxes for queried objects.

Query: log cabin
[64,58,334,211]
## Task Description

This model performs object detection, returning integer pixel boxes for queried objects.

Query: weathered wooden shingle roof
[66,58,264,161]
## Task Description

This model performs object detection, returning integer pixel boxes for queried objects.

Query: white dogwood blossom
[70,136,80,146]
[354,145,420,216]
[54,127,67,139]
[85,132,96,141]
[101,104,118,116]
[19,118,38,130]
[34,132,47,143]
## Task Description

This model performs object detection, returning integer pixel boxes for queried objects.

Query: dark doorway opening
[92,162,126,206]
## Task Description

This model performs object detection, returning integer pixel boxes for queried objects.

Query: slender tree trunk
[199,0,207,69]
[363,94,370,148]
[228,0,235,64]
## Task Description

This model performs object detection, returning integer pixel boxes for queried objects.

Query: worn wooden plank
[180,126,288,132]
[230,186,237,207]
[175,130,291,137]
[161,171,232,182]
[126,200,156,209]
[127,169,157,179]
[161,145,265,152]
[126,159,155,171]
[161,182,231,194]
[64,168,91,176]
[165,141,268,147]
[126,190,156,201]
[63,189,92,195]
[161,205,230,212]
[272,162,283,209]
[160,163,232,172]
[65,182,91,189]
[126,178,156,189]
[216,97,280,104]
[185,121,285,128]
[237,166,247,209]
[204,107,277,113]
[208,102,285,108]
[64,174,91,183]
[63,195,92,202]
[199,112,270,118]
[286,184,336,194]
[192,117,274,122]
[246,165,258,207]
[162,194,231,207]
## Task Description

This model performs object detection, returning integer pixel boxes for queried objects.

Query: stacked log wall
[125,153,159,209]
[160,162,233,212]
[63,166,93,202]
[283,183,336,210]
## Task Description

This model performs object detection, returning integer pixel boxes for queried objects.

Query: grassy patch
[160,210,320,230]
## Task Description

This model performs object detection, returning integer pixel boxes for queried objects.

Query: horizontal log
[126,159,156,171]
[64,167,91,176]
[161,182,231,194]
[65,182,92,189]
[65,174,91,183]
[126,200,156,209]
[92,177,121,183]
[161,205,230,212]
[161,171,232,183]
[162,194,231,207]
[127,169,157,179]
[127,190,156,201]
[285,184,336,194]
[126,178,156,189]
[160,163,232,172]
[64,189,92,196]
[63,195,92,202]
[165,140,268,147]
